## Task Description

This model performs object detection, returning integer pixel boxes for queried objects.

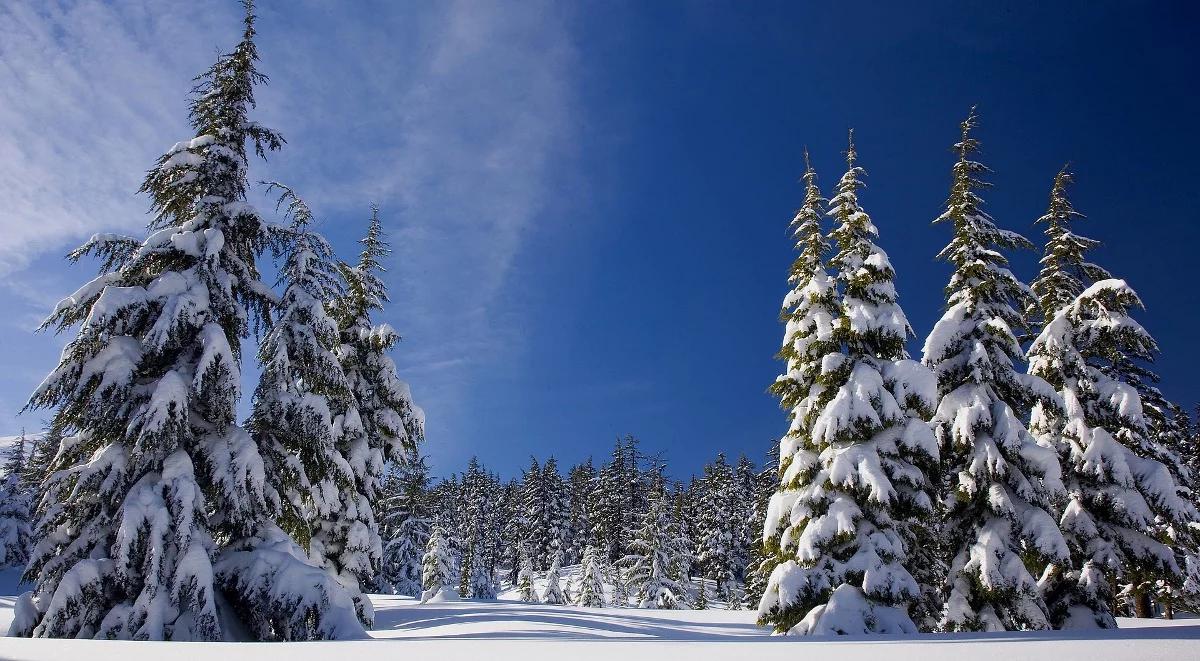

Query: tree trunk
[1133,591,1153,618]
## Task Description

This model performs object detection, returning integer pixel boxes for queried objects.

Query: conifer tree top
[336,205,392,327]
[926,108,1033,345]
[1029,166,1111,321]
[828,129,911,358]
[790,148,829,277]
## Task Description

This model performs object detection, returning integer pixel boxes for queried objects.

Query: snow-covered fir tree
[693,580,709,610]
[609,562,630,608]
[12,3,362,640]
[517,546,540,603]
[567,459,597,564]
[378,456,432,596]
[455,458,499,599]
[314,204,424,626]
[249,182,350,558]
[733,455,759,587]
[765,147,838,460]
[420,523,458,602]
[575,544,607,607]
[1115,380,1196,617]
[696,454,739,602]
[500,480,528,584]
[541,550,567,605]
[0,434,33,569]
[759,148,840,620]
[743,448,779,609]
[759,132,939,635]
[519,457,547,568]
[465,543,497,600]
[593,436,642,563]
[542,457,571,565]
[671,482,699,596]
[1030,277,1197,628]
[624,484,691,609]
[922,110,1069,632]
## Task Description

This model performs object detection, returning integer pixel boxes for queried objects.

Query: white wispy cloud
[0,1,238,273]
[0,0,581,453]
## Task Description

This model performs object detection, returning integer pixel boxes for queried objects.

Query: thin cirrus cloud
[0,0,581,456]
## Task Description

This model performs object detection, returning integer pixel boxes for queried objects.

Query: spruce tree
[520,456,547,568]
[922,110,1068,631]
[693,580,709,610]
[317,205,425,625]
[517,546,540,603]
[759,132,939,635]
[541,550,567,605]
[623,482,691,609]
[465,545,497,600]
[742,449,778,609]
[420,523,458,602]
[455,458,497,599]
[1119,385,1196,616]
[567,459,597,564]
[0,434,32,569]
[758,149,839,617]
[1030,277,1197,628]
[575,545,607,607]
[500,480,529,585]
[767,148,838,450]
[250,182,349,555]
[12,3,362,640]
[697,453,738,600]
[542,457,570,564]
[733,455,758,585]
[378,456,432,596]
[609,563,630,608]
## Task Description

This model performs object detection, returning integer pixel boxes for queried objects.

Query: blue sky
[1,1,1197,481]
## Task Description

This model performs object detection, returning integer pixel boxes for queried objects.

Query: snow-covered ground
[0,567,1196,659]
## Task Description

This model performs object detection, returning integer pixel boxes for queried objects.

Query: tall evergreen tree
[316,205,425,625]
[759,133,939,635]
[519,456,547,569]
[759,149,840,617]
[624,488,691,609]
[541,457,570,564]
[743,447,779,609]
[420,523,458,602]
[567,459,597,564]
[250,182,349,555]
[0,434,32,569]
[455,458,498,599]
[696,453,738,601]
[1030,276,1197,628]
[922,110,1068,632]
[733,455,758,584]
[541,550,567,605]
[12,3,362,640]
[499,479,527,584]
[574,544,607,607]
[516,546,540,603]
[378,456,432,596]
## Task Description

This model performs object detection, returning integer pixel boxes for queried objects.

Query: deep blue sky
[1,1,1197,481]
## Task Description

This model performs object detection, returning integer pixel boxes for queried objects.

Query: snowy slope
[0,571,1196,660]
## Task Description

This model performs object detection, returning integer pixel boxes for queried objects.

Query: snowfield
[0,569,1196,660]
